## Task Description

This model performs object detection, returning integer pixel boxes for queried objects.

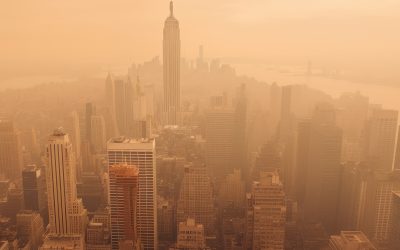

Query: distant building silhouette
[363,108,398,172]
[205,101,235,178]
[163,1,181,125]
[303,104,342,234]
[0,120,23,180]
[91,115,107,153]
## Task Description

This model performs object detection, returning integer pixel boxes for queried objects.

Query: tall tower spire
[163,0,180,125]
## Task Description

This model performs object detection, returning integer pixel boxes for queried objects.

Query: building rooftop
[108,137,154,144]
[107,137,155,151]
[340,231,371,243]
[330,231,376,250]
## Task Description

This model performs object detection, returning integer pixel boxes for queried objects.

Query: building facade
[107,137,157,250]
[0,120,23,180]
[109,163,140,249]
[163,1,181,125]
[44,128,88,236]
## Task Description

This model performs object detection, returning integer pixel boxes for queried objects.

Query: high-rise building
[335,93,369,163]
[0,120,23,180]
[245,172,286,250]
[328,231,376,250]
[205,106,235,178]
[104,73,119,140]
[107,137,157,250]
[44,128,88,236]
[359,171,400,248]
[85,102,96,142]
[252,142,282,180]
[363,108,398,172]
[390,191,400,249]
[114,79,135,136]
[86,221,111,250]
[39,236,84,250]
[163,1,181,125]
[77,172,104,212]
[16,211,44,249]
[3,186,24,222]
[22,166,46,214]
[170,218,208,250]
[219,169,245,209]
[81,140,95,173]
[278,85,296,143]
[294,119,311,205]
[336,163,366,231]
[196,45,208,72]
[109,163,140,250]
[233,84,248,175]
[302,103,343,234]
[86,207,112,250]
[157,197,175,246]
[177,163,216,238]
[65,111,82,160]
[91,115,107,154]
[20,128,40,165]
[105,72,115,113]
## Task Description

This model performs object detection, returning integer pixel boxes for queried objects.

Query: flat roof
[107,137,155,150]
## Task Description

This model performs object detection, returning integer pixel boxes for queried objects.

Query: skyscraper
[163,0,181,125]
[233,84,248,175]
[104,72,119,140]
[0,120,23,180]
[65,111,82,160]
[171,218,208,250]
[219,169,245,208]
[22,166,46,213]
[107,137,157,250]
[205,105,235,178]
[109,163,140,250]
[85,102,96,142]
[16,211,45,249]
[91,115,107,153]
[176,163,216,238]
[363,108,398,172]
[390,191,400,248]
[44,128,88,236]
[245,172,286,250]
[359,171,400,248]
[114,79,135,136]
[302,103,343,234]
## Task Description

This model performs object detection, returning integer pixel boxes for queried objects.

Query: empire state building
[163,1,180,125]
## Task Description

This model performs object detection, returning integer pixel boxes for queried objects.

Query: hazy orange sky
[1,0,400,83]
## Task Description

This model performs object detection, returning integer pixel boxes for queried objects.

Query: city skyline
[1,1,400,250]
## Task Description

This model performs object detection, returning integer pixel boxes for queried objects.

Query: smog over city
[0,1,400,250]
